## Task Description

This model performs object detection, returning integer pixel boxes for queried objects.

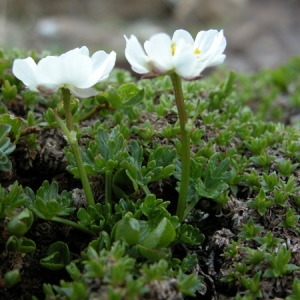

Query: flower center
[194,48,201,55]
[171,43,176,56]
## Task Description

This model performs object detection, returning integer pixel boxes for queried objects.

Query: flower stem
[53,216,96,236]
[57,89,95,206]
[170,73,191,223]
[70,140,95,206]
[61,88,73,131]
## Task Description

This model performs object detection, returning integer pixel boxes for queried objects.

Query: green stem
[61,88,73,131]
[70,141,95,206]
[105,170,112,209]
[170,73,191,223]
[141,184,151,196]
[53,216,96,236]
[56,90,95,206]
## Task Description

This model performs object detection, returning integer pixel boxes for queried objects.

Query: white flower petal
[12,57,39,91]
[79,46,89,56]
[172,40,199,78]
[37,56,65,86]
[59,46,88,60]
[195,30,226,65]
[12,46,115,96]
[68,86,98,98]
[194,30,216,53]
[37,83,60,94]
[124,35,150,74]
[61,53,93,87]
[172,29,194,44]
[85,50,116,86]
[144,33,173,73]
[125,29,226,79]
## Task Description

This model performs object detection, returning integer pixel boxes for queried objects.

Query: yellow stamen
[194,48,201,55]
[171,43,176,56]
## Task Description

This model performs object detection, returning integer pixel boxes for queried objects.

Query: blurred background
[1,0,299,73]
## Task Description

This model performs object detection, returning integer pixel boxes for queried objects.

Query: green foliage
[286,279,300,300]
[263,244,300,277]
[238,218,264,241]
[0,123,16,171]
[176,223,205,245]
[3,270,21,288]
[278,207,299,228]
[255,231,284,251]
[246,188,272,216]
[1,80,17,101]
[191,152,231,200]
[6,208,34,237]
[123,140,176,191]
[112,212,140,246]
[45,240,203,299]
[113,195,181,260]
[5,236,36,253]
[2,48,300,299]
[99,83,144,108]
[40,241,70,271]
[0,181,27,218]
[25,181,75,220]
[0,113,23,142]
[240,271,262,298]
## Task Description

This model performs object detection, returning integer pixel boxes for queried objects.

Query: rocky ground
[1,0,300,73]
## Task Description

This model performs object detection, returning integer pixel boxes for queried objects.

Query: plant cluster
[0,32,300,299]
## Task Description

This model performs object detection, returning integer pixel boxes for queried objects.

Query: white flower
[12,46,116,98]
[125,29,226,80]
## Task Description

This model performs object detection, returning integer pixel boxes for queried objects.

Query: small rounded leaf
[4,270,21,288]
[7,208,34,237]
[112,212,140,246]
[142,217,176,249]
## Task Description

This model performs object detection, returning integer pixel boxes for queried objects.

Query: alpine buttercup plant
[13,46,117,206]
[125,29,226,221]
[13,46,116,98]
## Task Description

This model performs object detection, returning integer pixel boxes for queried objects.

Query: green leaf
[0,181,27,218]
[0,114,22,142]
[112,212,140,246]
[40,241,70,271]
[26,181,74,220]
[140,217,176,249]
[192,153,231,200]
[7,208,34,237]
[5,236,36,253]
[1,80,17,100]
[117,83,144,107]
[93,125,126,172]
[137,244,170,261]
[4,270,21,288]
[0,123,16,171]
[286,279,300,300]
[181,253,198,273]
[176,223,204,245]
[102,83,144,108]
[177,272,203,297]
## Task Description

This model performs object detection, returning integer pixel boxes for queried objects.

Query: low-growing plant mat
[0,49,300,299]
